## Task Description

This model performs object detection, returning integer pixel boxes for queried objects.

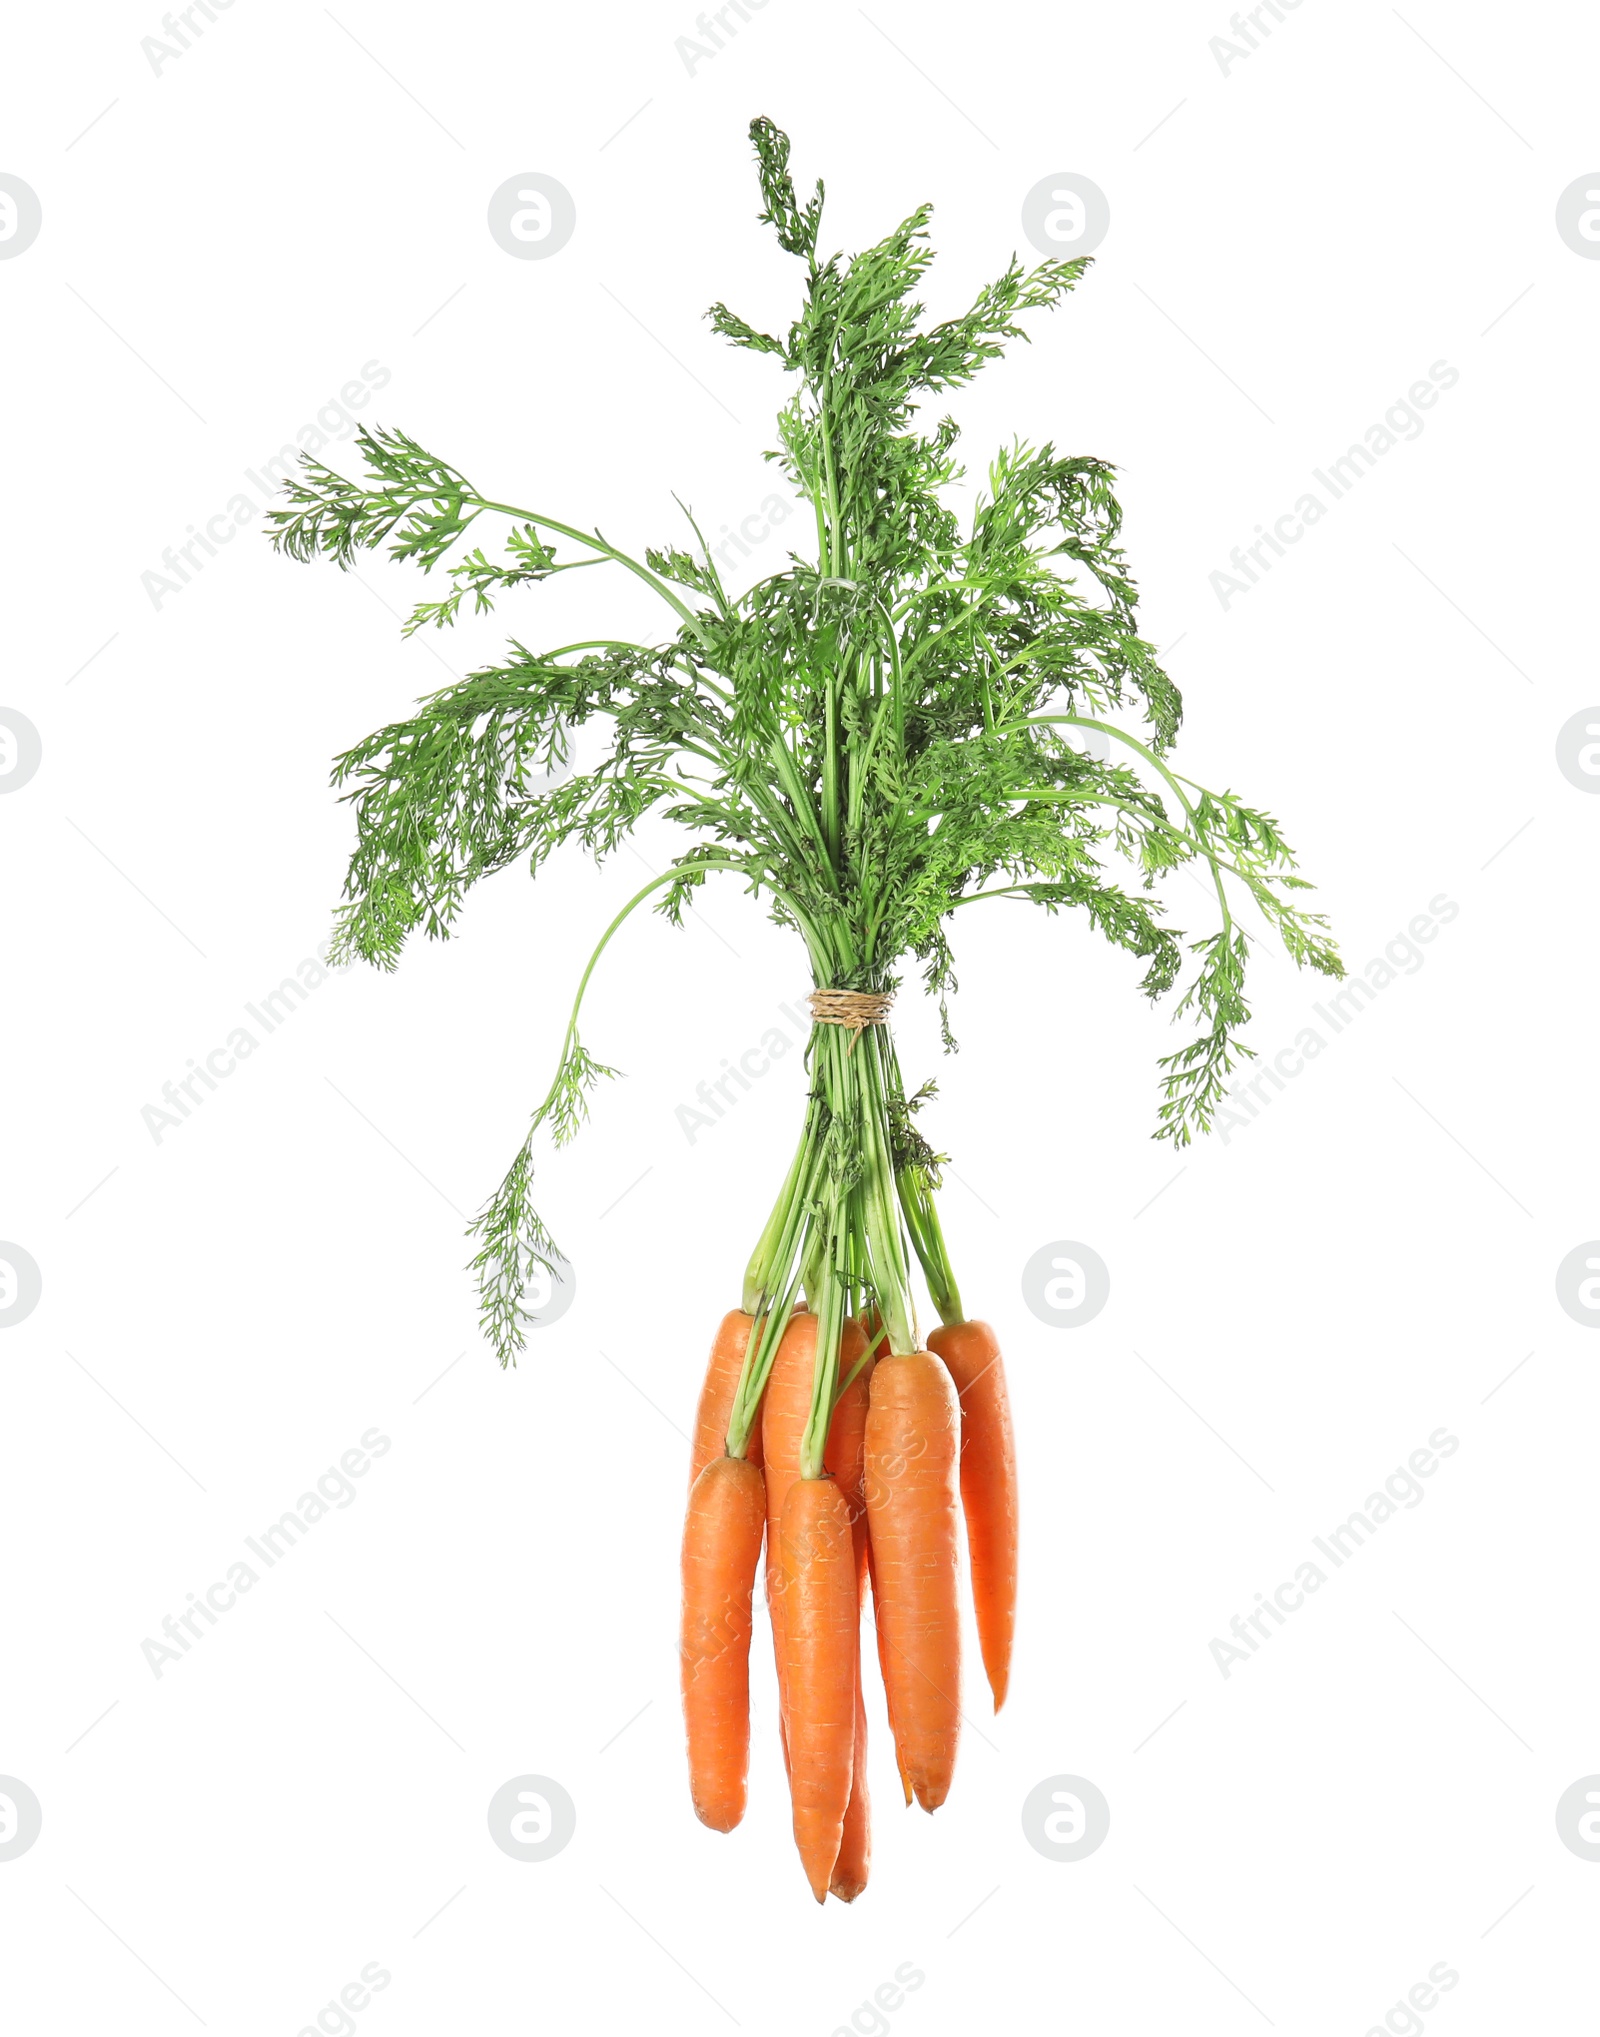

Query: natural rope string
[807,988,894,1046]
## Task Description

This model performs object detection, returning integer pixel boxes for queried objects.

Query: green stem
[476,497,712,648]
[726,1276,806,1461]
[726,1128,825,1456]
[880,1037,964,1325]
[849,1025,918,1355]
[896,1162,963,1325]
[800,1223,827,1312]
[799,1186,847,1481]
[1019,713,1238,943]
[731,999,930,1468]
[533,858,737,1114]
[743,1120,812,1313]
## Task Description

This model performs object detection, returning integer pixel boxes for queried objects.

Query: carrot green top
[268,117,1342,1375]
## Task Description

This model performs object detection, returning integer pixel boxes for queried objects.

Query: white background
[3,0,1598,2031]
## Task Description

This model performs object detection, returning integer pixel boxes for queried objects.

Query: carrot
[825,1320,873,1579]
[829,1654,871,1900]
[778,1476,857,1900]
[761,1310,818,1748]
[767,1317,870,1718]
[690,1309,764,1488]
[824,1320,874,1886]
[928,1320,1017,1712]
[866,1535,913,1808]
[864,1351,962,1811]
[680,1454,767,1831]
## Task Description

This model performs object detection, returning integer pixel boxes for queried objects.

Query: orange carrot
[825,1320,873,1581]
[767,1317,871,1728]
[680,1454,767,1831]
[761,1310,817,1749]
[690,1309,764,1488]
[779,1476,857,1900]
[825,1320,873,1885]
[829,1647,871,1899]
[929,1320,1017,1712]
[864,1351,962,1811]
[865,1534,913,1808]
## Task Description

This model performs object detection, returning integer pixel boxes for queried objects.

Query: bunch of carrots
[682,1269,1014,1900]
[269,118,1340,1902]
